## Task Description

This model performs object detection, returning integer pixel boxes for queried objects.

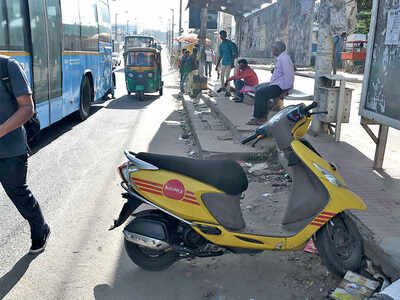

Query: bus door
[28,0,62,126]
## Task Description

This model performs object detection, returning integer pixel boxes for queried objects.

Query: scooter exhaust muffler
[123,230,170,250]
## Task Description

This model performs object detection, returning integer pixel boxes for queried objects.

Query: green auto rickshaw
[124,48,163,101]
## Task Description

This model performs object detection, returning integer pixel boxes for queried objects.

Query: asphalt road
[0,53,340,300]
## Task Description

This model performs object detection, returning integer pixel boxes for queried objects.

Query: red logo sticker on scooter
[163,180,185,200]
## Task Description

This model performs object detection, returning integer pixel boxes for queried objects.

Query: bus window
[46,0,62,98]
[79,0,99,51]
[61,0,80,51]
[98,1,111,43]
[6,0,28,50]
[28,0,49,103]
[0,2,7,49]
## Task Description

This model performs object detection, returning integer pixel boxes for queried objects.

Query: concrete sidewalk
[185,73,400,280]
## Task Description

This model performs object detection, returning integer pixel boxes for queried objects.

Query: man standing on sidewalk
[0,56,50,254]
[247,41,294,125]
[204,47,213,78]
[224,59,259,102]
[216,30,238,97]
[179,49,190,94]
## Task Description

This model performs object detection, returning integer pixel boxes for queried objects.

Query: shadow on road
[106,94,159,110]
[29,105,104,155]
[0,254,37,299]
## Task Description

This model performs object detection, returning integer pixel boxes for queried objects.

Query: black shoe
[217,88,225,93]
[29,224,50,254]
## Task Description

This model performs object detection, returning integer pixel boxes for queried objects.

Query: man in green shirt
[215,30,238,97]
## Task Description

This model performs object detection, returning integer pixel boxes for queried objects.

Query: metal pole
[171,9,175,54]
[335,79,346,142]
[178,0,183,55]
[310,0,334,135]
[198,8,208,77]
[374,125,389,170]
[115,13,118,45]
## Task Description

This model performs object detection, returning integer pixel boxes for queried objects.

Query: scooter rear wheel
[314,212,363,276]
[124,239,178,271]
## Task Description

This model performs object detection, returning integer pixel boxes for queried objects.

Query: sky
[110,0,190,32]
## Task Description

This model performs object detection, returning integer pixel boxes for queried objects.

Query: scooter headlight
[148,73,153,78]
[127,73,134,78]
[313,163,345,187]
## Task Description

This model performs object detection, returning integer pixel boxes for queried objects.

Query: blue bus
[0,0,114,128]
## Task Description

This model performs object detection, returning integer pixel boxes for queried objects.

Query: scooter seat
[135,153,248,195]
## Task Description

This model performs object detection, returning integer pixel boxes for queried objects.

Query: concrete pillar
[310,0,334,135]
[178,0,183,55]
[234,15,242,54]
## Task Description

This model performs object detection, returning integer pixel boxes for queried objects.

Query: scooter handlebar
[301,101,318,114]
[241,133,258,144]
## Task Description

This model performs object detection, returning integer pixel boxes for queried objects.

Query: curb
[349,212,400,280]
[181,95,269,160]
[200,93,277,151]
[200,94,243,142]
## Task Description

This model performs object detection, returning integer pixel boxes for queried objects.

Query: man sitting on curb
[247,41,294,125]
[224,59,259,103]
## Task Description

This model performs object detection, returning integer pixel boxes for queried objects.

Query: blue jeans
[234,80,245,100]
[180,72,188,92]
[205,62,212,76]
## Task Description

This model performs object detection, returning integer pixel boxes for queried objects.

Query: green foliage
[356,10,371,34]
[355,0,372,34]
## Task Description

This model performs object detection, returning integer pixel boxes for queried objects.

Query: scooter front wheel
[124,239,178,271]
[314,212,363,276]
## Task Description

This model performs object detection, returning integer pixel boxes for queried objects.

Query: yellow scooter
[110,102,367,275]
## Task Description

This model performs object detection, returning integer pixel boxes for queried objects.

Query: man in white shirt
[205,47,213,77]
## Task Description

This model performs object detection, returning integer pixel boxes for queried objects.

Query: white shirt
[205,49,213,62]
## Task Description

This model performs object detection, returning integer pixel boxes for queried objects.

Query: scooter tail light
[118,163,129,182]
[118,162,139,187]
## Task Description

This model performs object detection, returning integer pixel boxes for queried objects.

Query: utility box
[318,87,353,123]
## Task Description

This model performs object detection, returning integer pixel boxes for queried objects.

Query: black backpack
[0,55,40,143]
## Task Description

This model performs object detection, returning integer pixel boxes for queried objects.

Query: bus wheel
[112,73,116,89]
[78,76,92,121]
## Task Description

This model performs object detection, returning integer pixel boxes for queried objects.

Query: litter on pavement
[330,271,380,300]
[303,239,318,254]
[248,163,268,173]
